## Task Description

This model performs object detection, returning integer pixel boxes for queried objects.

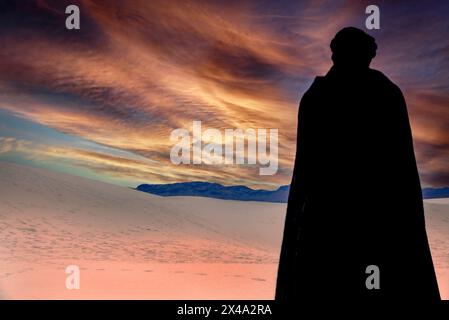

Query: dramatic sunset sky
[0,0,448,189]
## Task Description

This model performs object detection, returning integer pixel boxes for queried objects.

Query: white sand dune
[0,161,448,299]
[423,198,449,299]
[0,162,284,299]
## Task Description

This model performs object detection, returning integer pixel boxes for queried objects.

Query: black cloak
[275,66,440,301]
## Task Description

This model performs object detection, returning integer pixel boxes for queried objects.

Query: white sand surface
[0,162,283,299]
[0,161,447,299]
[423,198,449,299]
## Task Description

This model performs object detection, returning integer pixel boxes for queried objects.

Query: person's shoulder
[310,76,327,88]
[303,76,327,97]
[298,78,322,110]
[368,69,402,94]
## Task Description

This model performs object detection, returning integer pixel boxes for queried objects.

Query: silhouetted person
[276,27,440,302]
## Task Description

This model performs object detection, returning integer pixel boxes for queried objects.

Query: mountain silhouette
[422,187,449,199]
[136,182,289,202]
[137,182,449,203]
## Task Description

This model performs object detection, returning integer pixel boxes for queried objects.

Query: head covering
[330,27,377,69]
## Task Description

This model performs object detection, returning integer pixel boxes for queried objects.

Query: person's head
[330,27,377,70]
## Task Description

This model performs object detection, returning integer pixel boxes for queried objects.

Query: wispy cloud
[0,0,448,187]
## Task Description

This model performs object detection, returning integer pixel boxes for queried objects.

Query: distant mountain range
[137,182,290,203]
[136,182,449,203]
[422,187,449,199]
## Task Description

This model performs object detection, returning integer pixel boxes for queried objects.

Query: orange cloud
[0,0,448,187]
